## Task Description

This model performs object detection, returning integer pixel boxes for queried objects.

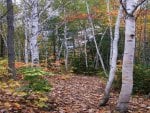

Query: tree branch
[120,0,128,15]
[120,0,147,16]
[39,1,52,17]
[131,0,147,14]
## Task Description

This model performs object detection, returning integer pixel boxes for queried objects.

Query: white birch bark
[117,20,135,112]
[85,0,108,76]
[99,5,123,106]
[55,25,59,60]
[64,8,69,71]
[39,0,53,17]
[30,0,39,66]
[95,26,108,69]
[116,0,145,112]
[84,31,88,68]
[106,0,113,66]
[23,1,29,64]
[17,37,21,61]
[24,24,29,64]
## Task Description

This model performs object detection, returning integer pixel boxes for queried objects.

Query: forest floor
[0,74,150,113]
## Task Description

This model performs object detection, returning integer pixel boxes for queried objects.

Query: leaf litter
[0,74,149,113]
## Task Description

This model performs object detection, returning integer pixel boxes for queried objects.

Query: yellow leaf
[13,92,27,96]
[14,103,21,108]
[39,97,48,102]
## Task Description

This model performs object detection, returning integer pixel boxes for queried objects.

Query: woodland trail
[47,75,150,113]
[48,75,103,113]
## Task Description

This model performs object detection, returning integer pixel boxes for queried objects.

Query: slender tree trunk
[24,28,29,63]
[16,37,21,62]
[53,34,56,61]
[95,26,108,69]
[64,22,69,71]
[64,8,69,71]
[6,0,16,78]
[116,0,137,112]
[55,25,59,60]
[73,36,76,57]
[99,5,123,106]
[55,25,64,61]
[23,2,29,64]
[0,22,4,57]
[0,37,4,57]
[57,42,63,61]
[30,0,39,66]
[106,0,113,66]
[85,0,108,76]
[84,30,88,68]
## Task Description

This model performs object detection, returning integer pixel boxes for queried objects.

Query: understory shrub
[113,65,150,95]
[133,65,150,94]
[18,67,52,92]
[0,59,8,78]
[71,56,98,75]
[17,67,53,108]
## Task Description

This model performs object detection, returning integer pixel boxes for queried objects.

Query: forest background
[0,0,149,113]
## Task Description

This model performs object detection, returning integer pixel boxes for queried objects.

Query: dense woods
[0,0,150,113]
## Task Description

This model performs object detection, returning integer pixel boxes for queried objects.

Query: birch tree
[99,5,123,106]
[22,0,39,65]
[85,0,108,77]
[63,8,69,71]
[30,0,39,66]
[83,30,88,68]
[23,1,30,64]
[106,0,113,66]
[116,0,147,112]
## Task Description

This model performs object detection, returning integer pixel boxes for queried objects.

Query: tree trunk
[116,17,135,113]
[23,1,30,64]
[62,7,69,71]
[106,0,113,66]
[84,30,88,68]
[64,12,69,71]
[99,5,122,106]
[56,42,63,61]
[0,22,4,57]
[116,0,136,112]
[0,36,4,57]
[30,0,39,66]
[24,28,29,63]
[6,0,16,78]
[85,0,108,77]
